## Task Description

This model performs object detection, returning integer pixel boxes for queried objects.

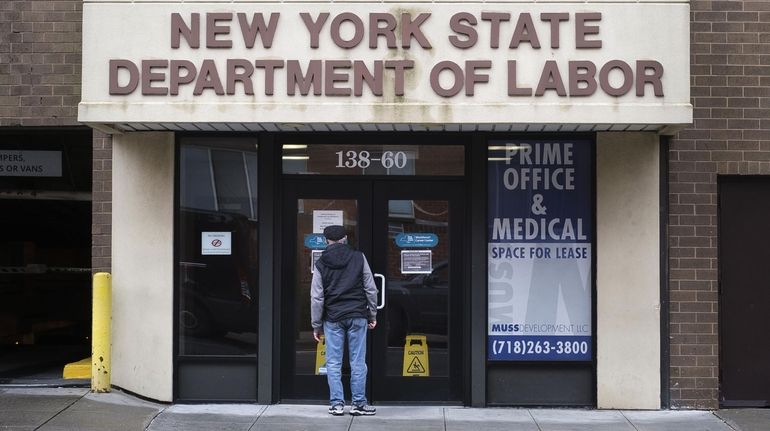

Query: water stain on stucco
[366,6,436,123]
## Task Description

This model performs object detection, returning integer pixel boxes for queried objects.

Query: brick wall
[0,1,111,271]
[669,0,770,409]
[92,130,112,273]
[0,1,82,126]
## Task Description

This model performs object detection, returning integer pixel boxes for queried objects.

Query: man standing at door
[311,225,378,416]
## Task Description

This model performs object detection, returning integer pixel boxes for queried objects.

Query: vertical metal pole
[92,272,112,392]
[659,135,670,408]
[470,134,487,406]
[258,135,277,403]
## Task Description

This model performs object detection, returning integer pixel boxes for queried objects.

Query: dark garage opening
[0,129,92,383]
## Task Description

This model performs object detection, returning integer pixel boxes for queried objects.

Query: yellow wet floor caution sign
[315,335,327,375]
[402,334,430,376]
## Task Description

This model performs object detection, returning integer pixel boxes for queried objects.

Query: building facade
[78,0,686,408]
[1,0,769,410]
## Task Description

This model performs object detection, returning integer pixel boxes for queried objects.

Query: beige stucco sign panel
[79,0,691,126]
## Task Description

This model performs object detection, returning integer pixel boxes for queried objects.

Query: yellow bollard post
[91,272,111,392]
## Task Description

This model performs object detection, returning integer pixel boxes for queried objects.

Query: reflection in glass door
[175,137,260,401]
[371,182,464,402]
[281,181,372,400]
[293,199,359,376]
[178,145,259,356]
[382,200,450,378]
[281,179,464,403]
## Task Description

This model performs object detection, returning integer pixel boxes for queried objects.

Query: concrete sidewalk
[1,388,769,431]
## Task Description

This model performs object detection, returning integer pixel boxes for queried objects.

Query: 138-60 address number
[336,150,408,169]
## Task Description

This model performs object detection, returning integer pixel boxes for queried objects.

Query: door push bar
[374,273,386,310]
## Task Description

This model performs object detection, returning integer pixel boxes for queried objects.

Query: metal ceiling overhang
[88,122,684,135]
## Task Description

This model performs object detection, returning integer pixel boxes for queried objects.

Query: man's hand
[313,330,323,343]
[368,320,377,330]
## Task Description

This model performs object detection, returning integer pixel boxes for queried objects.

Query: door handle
[374,273,386,310]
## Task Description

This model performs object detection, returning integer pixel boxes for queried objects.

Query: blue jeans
[323,318,368,406]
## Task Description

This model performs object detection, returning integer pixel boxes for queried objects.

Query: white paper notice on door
[401,250,433,274]
[201,232,232,255]
[310,250,323,273]
[313,210,343,233]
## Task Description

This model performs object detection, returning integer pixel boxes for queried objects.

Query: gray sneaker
[328,404,344,416]
[350,404,376,416]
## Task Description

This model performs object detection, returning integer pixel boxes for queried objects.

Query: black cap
[323,225,346,241]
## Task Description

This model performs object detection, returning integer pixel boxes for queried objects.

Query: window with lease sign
[487,140,593,362]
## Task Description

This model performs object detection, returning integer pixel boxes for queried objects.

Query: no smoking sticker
[202,232,232,255]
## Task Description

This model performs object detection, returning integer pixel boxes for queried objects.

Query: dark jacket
[310,243,378,329]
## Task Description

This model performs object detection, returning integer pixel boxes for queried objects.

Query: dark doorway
[0,129,93,383]
[719,176,770,407]
[279,138,467,404]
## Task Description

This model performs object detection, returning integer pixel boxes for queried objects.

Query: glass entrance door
[280,180,371,401]
[369,181,464,402]
[281,179,464,403]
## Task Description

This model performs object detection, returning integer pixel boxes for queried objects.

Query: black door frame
[278,179,373,402]
[173,135,263,403]
[275,133,472,404]
[369,179,465,403]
